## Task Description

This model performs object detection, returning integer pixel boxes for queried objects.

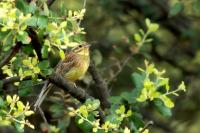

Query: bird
[34,43,90,110]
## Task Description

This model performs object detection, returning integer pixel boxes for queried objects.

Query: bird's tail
[34,81,53,110]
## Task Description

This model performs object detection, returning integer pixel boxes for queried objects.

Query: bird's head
[72,43,90,56]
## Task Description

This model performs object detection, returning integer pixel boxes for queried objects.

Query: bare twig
[0,42,22,69]
[27,28,43,61]
[78,0,87,26]
[38,107,50,133]
[2,74,45,87]
[88,61,110,109]
[139,121,154,133]
[106,56,131,84]
[47,0,56,6]
[2,76,31,85]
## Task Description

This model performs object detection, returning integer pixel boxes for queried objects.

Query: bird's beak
[84,44,91,48]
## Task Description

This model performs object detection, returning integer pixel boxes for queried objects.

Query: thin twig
[0,42,22,69]
[78,0,87,26]
[47,0,56,6]
[139,121,154,133]
[2,76,31,85]
[106,55,132,84]
[27,28,43,61]
[38,107,50,133]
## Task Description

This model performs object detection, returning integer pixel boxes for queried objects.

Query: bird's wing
[55,52,78,75]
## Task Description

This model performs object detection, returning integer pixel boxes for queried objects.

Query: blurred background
[50,0,200,133]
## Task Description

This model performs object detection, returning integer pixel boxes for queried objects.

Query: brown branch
[88,61,110,109]
[139,121,154,133]
[0,42,22,69]
[2,73,105,122]
[47,0,56,6]
[2,76,31,85]
[48,72,105,122]
[49,73,90,103]
[27,28,43,61]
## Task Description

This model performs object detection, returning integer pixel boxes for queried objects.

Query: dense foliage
[0,0,199,133]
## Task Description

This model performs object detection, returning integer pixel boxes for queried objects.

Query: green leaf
[0,97,5,108]
[145,18,151,28]
[108,96,122,104]
[116,105,125,114]
[134,33,142,42]
[33,67,40,73]
[17,101,24,111]
[178,81,186,92]
[193,0,200,13]
[75,115,93,132]
[59,49,65,60]
[26,16,37,27]
[22,45,34,55]
[41,45,49,58]
[78,118,84,124]
[14,122,24,133]
[18,80,33,97]
[6,95,12,104]
[16,32,31,44]
[92,99,100,110]
[25,111,34,116]
[60,21,67,28]
[148,24,159,32]
[131,73,145,98]
[16,0,29,13]
[121,91,136,104]
[28,2,37,13]
[159,95,174,108]
[24,70,33,76]
[22,60,31,67]
[154,99,172,117]
[129,113,144,129]
[43,3,49,16]
[169,2,184,17]
[37,15,48,29]
[38,60,50,69]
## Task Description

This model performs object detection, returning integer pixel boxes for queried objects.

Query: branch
[88,61,110,109]
[49,73,90,103]
[2,76,31,85]
[48,72,105,122]
[27,28,43,61]
[47,0,56,6]
[106,55,131,84]
[0,42,22,69]
[139,121,153,133]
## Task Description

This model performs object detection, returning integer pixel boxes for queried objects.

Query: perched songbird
[34,43,90,109]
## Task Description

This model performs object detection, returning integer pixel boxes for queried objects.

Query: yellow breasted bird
[34,43,90,109]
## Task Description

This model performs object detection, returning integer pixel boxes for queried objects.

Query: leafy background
[51,0,200,133]
[0,0,200,133]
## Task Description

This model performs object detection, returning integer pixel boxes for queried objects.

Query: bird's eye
[78,45,82,48]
